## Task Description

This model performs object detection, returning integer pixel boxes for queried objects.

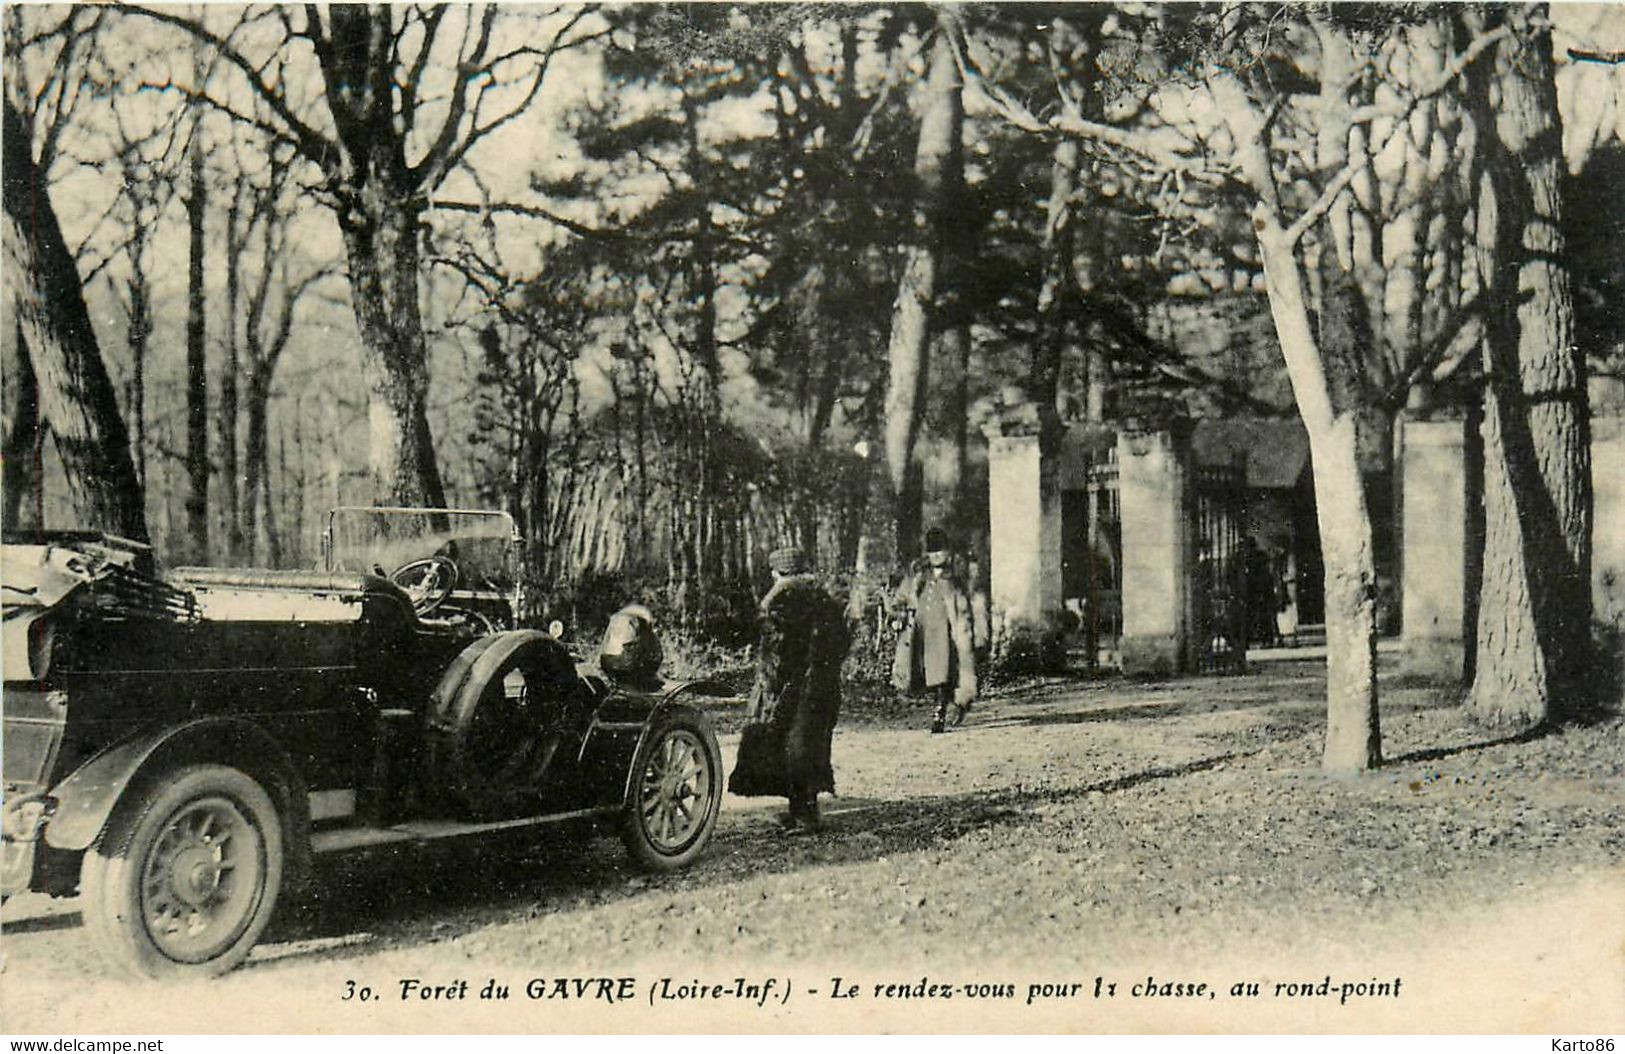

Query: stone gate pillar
[983,402,1063,665]
[1400,414,1469,681]
[1116,421,1193,676]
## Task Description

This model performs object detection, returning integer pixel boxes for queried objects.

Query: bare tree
[236,170,331,567]
[3,6,110,532]
[184,110,209,561]
[2,99,146,539]
[220,179,246,561]
[1216,70,1385,772]
[123,3,607,507]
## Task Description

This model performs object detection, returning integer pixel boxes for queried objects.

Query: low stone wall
[1591,415,1625,702]
[1399,416,1470,682]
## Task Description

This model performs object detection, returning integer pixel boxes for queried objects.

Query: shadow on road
[237,748,1254,973]
[1386,726,1547,765]
[1003,695,1317,728]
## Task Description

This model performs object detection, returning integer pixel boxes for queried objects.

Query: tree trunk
[1258,220,1383,772]
[243,372,270,563]
[3,327,44,531]
[1464,4,1591,726]
[185,129,209,561]
[1035,134,1078,412]
[1221,73,1382,772]
[220,191,244,563]
[2,99,146,540]
[335,185,447,509]
[125,225,151,491]
[883,17,961,565]
[942,322,972,529]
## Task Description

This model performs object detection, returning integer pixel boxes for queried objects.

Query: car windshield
[324,508,518,595]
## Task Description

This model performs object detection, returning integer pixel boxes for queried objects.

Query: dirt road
[4,661,1622,1033]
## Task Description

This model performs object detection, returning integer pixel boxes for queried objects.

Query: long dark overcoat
[727,574,852,799]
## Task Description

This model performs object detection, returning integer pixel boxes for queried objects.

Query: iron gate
[1059,454,1122,668]
[1194,463,1247,673]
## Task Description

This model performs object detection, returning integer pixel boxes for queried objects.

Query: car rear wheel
[80,764,283,979]
[621,709,721,872]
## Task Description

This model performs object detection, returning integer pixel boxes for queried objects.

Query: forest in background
[5,3,1624,770]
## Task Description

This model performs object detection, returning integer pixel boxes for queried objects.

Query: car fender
[424,630,574,734]
[588,682,708,805]
[42,716,312,886]
[422,630,582,818]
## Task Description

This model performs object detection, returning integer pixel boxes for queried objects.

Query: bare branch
[1285,22,1512,246]
[1347,22,1512,127]
[412,5,498,184]
[959,29,1227,186]
[1381,293,1485,405]
[35,8,103,172]
[398,6,447,141]
[1569,47,1625,64]
[266,265,340,366]
[415,8,606,188]
[430,198,631,240]
[135,79,304,160]
[115,3,337,172]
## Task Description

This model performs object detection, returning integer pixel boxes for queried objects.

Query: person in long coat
[893,527,978,733]
[728,547,853,831]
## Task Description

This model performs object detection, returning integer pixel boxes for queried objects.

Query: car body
[1,509,722,978]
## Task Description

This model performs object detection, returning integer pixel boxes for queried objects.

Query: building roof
[1192,418,1310,489]
[1057,416,1311,490]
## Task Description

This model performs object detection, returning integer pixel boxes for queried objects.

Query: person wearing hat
[894,526,978,733]
[728,546,853,831]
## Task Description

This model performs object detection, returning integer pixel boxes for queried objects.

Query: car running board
[310,805,620,854]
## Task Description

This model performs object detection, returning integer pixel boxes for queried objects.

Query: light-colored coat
[893,564,978,707]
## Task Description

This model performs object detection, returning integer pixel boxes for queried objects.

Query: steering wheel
[389,556,459,617]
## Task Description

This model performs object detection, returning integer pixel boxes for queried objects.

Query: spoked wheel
[622,709,721,871]
[80,765,283,979]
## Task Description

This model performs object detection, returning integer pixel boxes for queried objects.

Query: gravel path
[4,659,1622,1033]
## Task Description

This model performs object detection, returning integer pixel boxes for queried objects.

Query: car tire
[425,633,582,821]
[80,764,283,980]
[621,708,722,872]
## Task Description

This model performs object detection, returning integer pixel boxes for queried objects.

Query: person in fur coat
[727,547,853,831]
[893,527,978,733]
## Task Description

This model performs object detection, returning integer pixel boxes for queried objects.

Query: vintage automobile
[1,507,722,978]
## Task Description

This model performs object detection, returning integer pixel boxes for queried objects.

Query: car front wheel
[80,764,283,979]
[622,710,721,872]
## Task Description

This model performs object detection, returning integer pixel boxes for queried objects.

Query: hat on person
[924,526,950,554]
[768,546,809,575]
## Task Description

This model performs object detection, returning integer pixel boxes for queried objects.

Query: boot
[787,791,821,831]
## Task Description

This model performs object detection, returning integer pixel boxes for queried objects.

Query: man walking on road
[728,547,853,831]
[894,527,978,734]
